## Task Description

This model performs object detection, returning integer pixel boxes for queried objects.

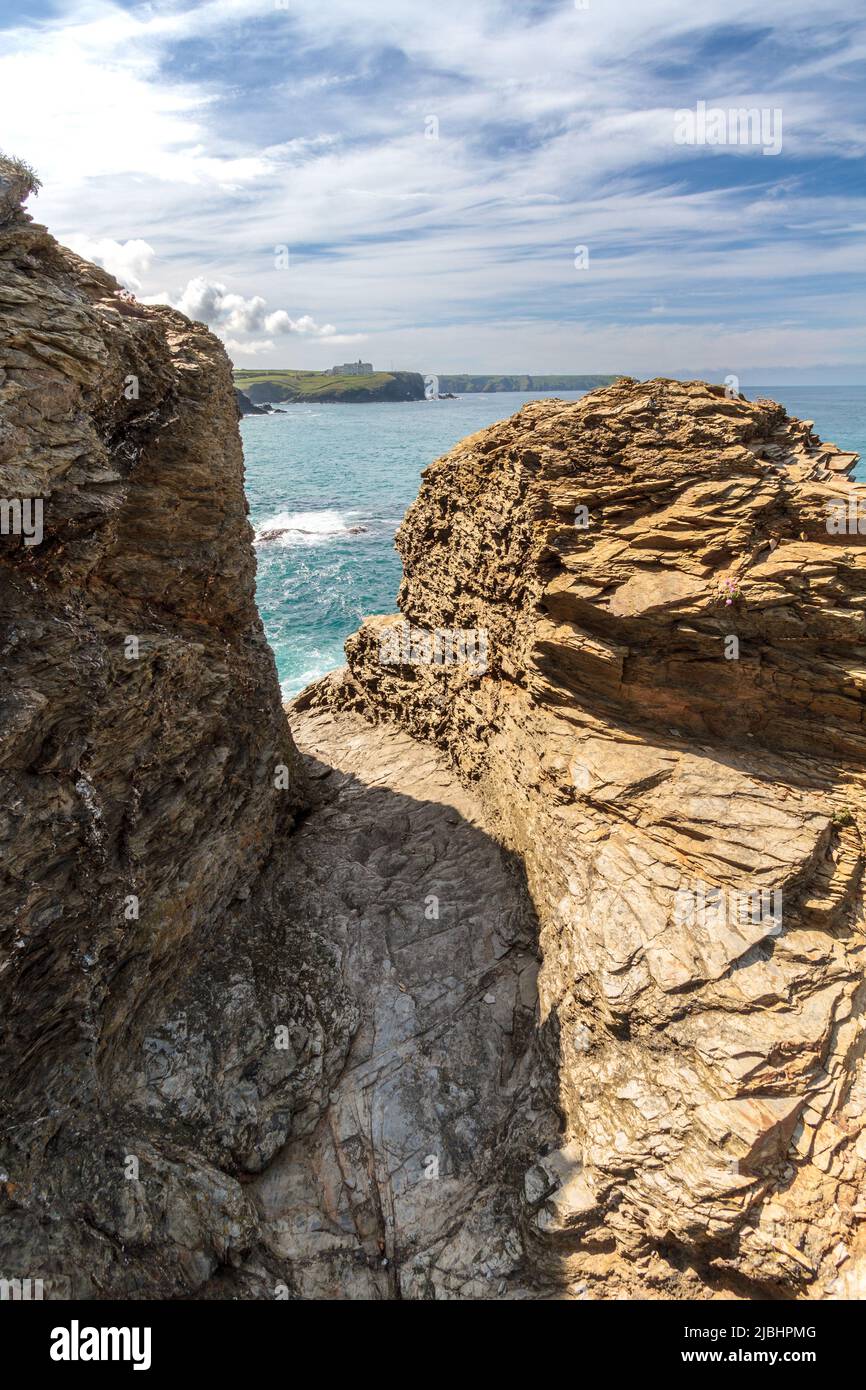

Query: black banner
[2,1296,854,1376]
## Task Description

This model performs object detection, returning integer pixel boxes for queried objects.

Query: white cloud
[144,275,341,343]
[222,332,366,356]
[0,1,272,194]
[61,234,155,291]
[2,0,863,373]
[222,337,276,356]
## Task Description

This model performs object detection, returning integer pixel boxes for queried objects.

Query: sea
[242,385,866,700]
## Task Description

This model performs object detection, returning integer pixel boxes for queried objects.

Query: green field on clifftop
[235,369,621,402]
[234,369,425,403]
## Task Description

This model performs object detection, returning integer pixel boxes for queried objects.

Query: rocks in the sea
[302,377,866,1299]
[256,523,368,545]
[235,386,269,415]
[235,388,288,416]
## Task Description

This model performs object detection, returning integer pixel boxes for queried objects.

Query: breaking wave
[254,510,367,547]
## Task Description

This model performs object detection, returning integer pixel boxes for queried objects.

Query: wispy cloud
[2,0,864,374]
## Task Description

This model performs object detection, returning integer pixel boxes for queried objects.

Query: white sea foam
[255,509,363,547]
[280,665,330,700]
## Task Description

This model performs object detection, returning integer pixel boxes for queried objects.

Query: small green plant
[0,151,41,199]
[832,807,855,827]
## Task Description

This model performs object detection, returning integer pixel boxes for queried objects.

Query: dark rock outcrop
[235,387,269,416]
[0,161,355,1297]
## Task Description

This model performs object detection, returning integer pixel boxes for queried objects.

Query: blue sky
[1,0,864,378]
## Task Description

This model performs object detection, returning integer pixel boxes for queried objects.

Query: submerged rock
[257,524,368,543]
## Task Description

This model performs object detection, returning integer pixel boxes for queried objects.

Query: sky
[0,0,864,380]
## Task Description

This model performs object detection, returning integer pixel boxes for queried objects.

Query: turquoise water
[243,385,866,698]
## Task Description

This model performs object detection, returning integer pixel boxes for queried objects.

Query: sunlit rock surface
[3,153,865,1298]
[303,378,866,1298]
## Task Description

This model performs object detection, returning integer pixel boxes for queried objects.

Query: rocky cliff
[4,155,866,1300]
[0,160,347,1297]
[301,378,866,1299]
[0,159,544,1303]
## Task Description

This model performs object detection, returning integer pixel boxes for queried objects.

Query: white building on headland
[327,359,373,376]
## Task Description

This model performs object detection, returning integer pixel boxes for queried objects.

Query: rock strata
[0,161,318,1296]
[0,160,551,1303]
[4,153,866,1299]
[303,378,866,1298]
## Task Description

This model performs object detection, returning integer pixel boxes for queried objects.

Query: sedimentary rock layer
[0,164,318,1295]
[304,379,866,1298]
[0,165,550,1303]
[5,150,866,1299]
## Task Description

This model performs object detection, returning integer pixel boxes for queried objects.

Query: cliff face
[5,157,866,1302]
[237,369,427,404]
[0,168,357,1296]
[305,379,866,1298]
[0,166,550,1303]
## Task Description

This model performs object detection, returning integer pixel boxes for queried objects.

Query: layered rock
[5,149,866,1300]
[303,379,866,1297]
[0,160,551,1303]
[0,162,337,1296]
[235,711,554,1300]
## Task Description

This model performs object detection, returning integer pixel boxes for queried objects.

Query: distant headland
[233,364,621,405]
[234,366,426,405]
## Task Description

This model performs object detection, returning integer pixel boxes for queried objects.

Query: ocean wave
[254,509,368,547]
[280,663,333,700]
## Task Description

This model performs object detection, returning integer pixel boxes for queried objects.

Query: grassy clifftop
[234,369,425,403]
[234,369,621,403]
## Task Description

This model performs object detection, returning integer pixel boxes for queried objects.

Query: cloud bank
[143,276,358,352]
[3,0,864,374]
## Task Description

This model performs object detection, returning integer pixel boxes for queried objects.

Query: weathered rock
[246,710,554,1300]
[0,160,335,1297]
[303,378,866,1298]
[0,160,558,1304]
[235,387,269,416]
[5,150,866,1300]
